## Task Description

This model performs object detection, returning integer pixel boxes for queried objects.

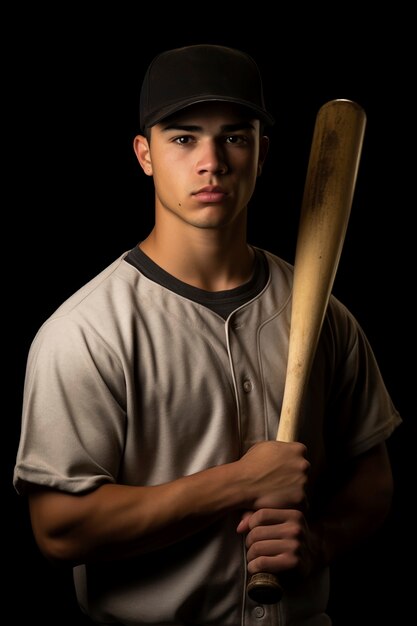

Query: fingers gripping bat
[246,99,367,604]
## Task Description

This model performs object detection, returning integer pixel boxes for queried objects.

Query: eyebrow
[160,122,256,133]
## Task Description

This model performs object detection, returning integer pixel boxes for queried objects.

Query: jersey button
[253,605,265,618]
[243,379,252,392]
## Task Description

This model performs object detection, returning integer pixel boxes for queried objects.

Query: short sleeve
[322,296,402,458]
[14,316,127,495]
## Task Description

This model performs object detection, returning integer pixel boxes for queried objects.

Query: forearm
[29,462,246,565]
[28,439,309,566]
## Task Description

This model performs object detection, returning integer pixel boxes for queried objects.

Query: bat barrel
[277,98,366,443]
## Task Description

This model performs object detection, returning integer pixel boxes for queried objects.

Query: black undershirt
[124,245,269,320]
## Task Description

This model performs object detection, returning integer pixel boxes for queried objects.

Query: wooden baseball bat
[246,98,367,604]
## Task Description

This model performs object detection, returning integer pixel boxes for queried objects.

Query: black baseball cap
[139,44,275,131]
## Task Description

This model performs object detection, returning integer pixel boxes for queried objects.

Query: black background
[5,8,415,625]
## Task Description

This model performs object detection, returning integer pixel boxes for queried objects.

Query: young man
[14,44,401,625]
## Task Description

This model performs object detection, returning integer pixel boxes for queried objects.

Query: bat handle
[246,572,284,604]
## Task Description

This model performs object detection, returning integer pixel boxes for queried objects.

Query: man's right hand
[237,440,310,510]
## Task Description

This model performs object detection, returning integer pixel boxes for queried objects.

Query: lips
[193,186,227,203]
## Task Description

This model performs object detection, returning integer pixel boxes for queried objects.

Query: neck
[139,215,254,292]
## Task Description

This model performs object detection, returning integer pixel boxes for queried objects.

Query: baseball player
[14,44,401,625]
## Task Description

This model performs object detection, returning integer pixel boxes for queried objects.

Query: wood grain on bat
[247,99,366,604]
[277,99,366,443]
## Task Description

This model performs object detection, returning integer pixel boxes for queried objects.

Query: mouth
[192,186,227,203]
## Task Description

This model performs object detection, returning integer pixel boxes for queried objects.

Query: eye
[173,135,194,145]
[224,135,248,145]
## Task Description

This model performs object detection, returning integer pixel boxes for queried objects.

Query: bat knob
[246,572,284,604]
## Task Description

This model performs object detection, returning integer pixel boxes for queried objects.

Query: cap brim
[144,95,275,128]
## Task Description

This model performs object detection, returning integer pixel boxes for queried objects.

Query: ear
[257,135,270,176]
[133,134,153,176]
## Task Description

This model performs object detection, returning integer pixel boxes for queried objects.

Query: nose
[196,139,228,175]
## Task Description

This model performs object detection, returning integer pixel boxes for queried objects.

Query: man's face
[136,101,268,232]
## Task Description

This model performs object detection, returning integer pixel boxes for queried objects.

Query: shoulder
[48,252,135,319]
[255,246,364,346]
[28,252,139,358]
[325,294,364,345]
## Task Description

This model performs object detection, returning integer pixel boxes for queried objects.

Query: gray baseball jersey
[14,248,401,625]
